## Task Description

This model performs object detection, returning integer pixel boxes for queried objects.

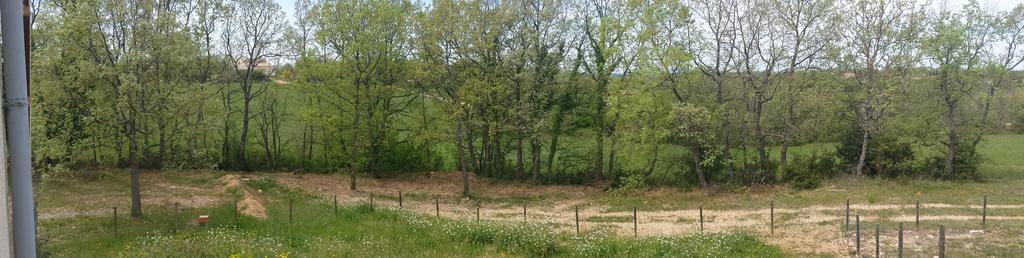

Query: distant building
[236,58,276,76]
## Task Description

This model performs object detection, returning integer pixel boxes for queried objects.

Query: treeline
[27,0,1024,201]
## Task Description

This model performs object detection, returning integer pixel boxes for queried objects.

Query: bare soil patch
[274,171,1024,256]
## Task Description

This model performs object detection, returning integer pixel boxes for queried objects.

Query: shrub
[729,159,778,186]
[781,153,839,190]
[610,172,648,193]
[837,126,915,178]
[924,143,982,180]
[374,142,443,177]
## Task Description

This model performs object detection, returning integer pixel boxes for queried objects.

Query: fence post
[369,193,374,208]
[435,196,440,217]
[983,195,987,226]
[333,194,338,215]
[699,204,704,233]
[399,191,403,208]
[898,222,904,258]
[875,223,880,258]
[939,225,945,258]
[855,215,860,256]
[113,207,118,238]
[633,206,638,238]
[845,199,850,235]
[770,200,774,236]
[476,202,480,221]
[916,198,920,228]
[523,203,527,221]
[575,205,580,235]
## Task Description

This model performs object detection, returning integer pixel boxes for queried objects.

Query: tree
[687,0,739,175]
[771,0,839,166]
[310,0,415,189]
[922,1,993,177]
[222,0,284,170]
[839,0,925,176]
[734,0,784,170]
[579,0,640,180]
[979,4,1024,148]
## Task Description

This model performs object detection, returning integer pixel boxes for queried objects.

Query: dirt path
[275,173,1024,256]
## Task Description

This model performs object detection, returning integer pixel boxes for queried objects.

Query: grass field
[37,174,781,257]
[34,134,1024,257]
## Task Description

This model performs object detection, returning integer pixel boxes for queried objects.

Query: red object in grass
[197,215,209,225]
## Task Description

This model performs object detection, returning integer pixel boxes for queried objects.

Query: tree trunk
[239,88,252,171]
[944,101,957,177]
[780,141,790,167]
[546,105,566,175]
[128,121,142,218]
[754,105,769,169]
[516,132,524,180]
[855,130,869,176]
[530,139,541,181]
[456,120,470,197]
[692,147,708,188]
[350,88,361,190]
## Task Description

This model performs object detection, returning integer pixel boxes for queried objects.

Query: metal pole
[916,198,920,227]
[845,199,850,235]
[2,0,37,254]
[770,200,774,235]
[983,195,987,226]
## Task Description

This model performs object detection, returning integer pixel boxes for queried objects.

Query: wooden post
[875,223,880,258]
[399,191,403,208]
[113,207,118,238]
[939,225,945,258]
[523,203,527,221]
[369,193,374,208]
[575,205,580,235]
[770,200,774,235]
[435,196,440,217]
[699,204,704,233]
[983,195,987,226]
[333,195,338,215]
[289,199,294,224]
[633,206,638,238]
[916,198,920,228]
[898,222,904,258]
[845,199,850,235]
[855,215,860,256]
[476,202,480,221]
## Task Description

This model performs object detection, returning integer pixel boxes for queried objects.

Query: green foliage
[245,177,278,192]
[925,143,982,180]
[610,172,649,193]
[837,127,917,178]
[781,153,840,190]
[375,142,444,177]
